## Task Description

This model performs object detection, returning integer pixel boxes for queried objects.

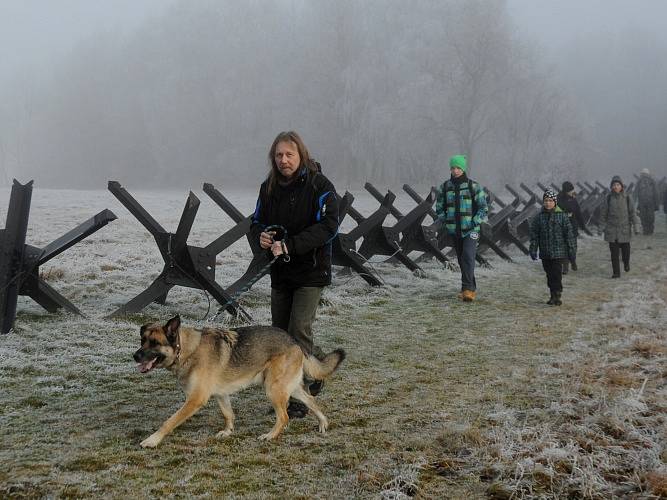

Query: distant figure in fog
[557,181,586,274]
[435,154,488,302]
[529,189,577,306]
[599,176,639,278]
[635,168,660,235]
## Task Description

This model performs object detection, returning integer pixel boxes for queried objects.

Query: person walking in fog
[435,154,488,302]
[250,131,339,418]
[635,168,660,235]
[557,181,587,274]
[599,176,639,278]
[529,189,577,306]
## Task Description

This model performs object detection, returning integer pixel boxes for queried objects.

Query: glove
[530,251,538,261]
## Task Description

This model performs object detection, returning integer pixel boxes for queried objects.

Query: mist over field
[1,0,666,191]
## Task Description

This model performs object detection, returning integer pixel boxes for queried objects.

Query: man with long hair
[250,131,339,418]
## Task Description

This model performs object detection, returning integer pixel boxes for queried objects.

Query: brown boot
[462,290,476,302]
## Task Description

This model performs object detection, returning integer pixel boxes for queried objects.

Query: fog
[1,0,666,190]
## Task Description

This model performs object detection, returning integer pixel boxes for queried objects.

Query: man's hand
[271,240,287,257]
[259,231,275,249]
[530,251,538,261]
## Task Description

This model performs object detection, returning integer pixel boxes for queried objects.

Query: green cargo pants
[270,286,325,359]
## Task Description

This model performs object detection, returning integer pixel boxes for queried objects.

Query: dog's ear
[140,324,148,336]
[165,314,181,342]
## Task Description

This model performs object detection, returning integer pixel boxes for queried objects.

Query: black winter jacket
[556,192,586,236]
[250,167,339,289]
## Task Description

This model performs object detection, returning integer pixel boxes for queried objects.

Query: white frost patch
[379,458,427,499]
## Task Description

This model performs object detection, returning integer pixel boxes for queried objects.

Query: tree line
[1,0,664,191]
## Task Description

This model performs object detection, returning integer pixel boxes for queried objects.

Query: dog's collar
[174,333,181,361]
[166,331,181,368]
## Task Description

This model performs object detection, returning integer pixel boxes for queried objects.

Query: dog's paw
[318,417,329,434]
[258,432,277,441]
[216,429,233,439]
[140,434,162,448]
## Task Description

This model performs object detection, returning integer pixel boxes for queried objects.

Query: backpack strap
[607,192,631,211]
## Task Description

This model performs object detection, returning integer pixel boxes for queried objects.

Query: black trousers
[639,210,655,235]
[608,241,630,276]
[542,258,563,293]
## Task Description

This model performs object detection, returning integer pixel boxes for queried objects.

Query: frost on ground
[0,187,665,498]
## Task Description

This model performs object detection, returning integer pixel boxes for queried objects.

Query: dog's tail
[303,348,346,380]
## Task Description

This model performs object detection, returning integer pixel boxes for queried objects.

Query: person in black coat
[250,131,339,417]
[557,181,587,274]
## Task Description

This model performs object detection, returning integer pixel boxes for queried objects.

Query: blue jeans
[453,235,477,291]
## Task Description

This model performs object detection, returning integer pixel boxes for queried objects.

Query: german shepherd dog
[133,315,345,448]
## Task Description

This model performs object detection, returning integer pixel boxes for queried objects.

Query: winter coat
[250,167,339,290]
[599,191,638,243]
[435,174,488,238]
[635,174,660,211]
[556,192,586,237]
[529,206,577,260]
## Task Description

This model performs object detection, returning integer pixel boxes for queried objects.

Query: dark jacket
[250,167,339,289]
[556,192,586,237]
[635,174,660,211]
[529,206,577,260]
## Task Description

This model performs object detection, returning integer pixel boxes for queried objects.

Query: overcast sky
[0,0,172,83]
[3,0,666,83]
[2,0,666,186]
[508,0,667,50]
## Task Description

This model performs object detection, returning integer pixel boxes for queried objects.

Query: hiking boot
[546,292,556,305]
[611,274,620,279]
[308,380,324,397]
[287,400,308,419]
[462,290,476,302]
[554,292,562,306]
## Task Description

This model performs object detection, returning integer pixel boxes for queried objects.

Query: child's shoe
[554,292,562,306]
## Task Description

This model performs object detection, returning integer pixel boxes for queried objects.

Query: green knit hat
[449,155,467,172]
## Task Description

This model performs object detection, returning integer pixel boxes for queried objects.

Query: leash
[342,238,406,285]
[162,234,253,322]
[207,224,289,323]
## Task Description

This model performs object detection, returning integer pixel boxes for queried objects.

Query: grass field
[1,189,665,499]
